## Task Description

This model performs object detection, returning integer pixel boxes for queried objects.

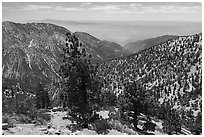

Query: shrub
[108,108,120,120]
[37,112,51,122]
[143,121,156,132]
[94,119,111,134]
[109,119,120,130]
[2,113,18,128]
[66,123,82,132]
[162,108,181,134]
[35,117,47,126]
[100,92,117,107]
[18,114,32,124]
[188,111,202,135]
[2,114,9,123]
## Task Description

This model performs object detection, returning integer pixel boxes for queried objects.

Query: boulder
[55,130,61,135]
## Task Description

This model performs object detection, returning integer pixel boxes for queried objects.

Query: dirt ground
[2,108,132,135]
[3,107,188,135]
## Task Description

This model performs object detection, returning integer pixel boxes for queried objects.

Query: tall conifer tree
[58,32,101,127]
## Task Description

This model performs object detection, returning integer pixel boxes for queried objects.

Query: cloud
[22,4,53,11]
[89,4,136,14]
[129,3,143,8]
[80,2,92,7]
[54,6,81,11]
[142,5,201,13]
[126,3,201,14]
[90,5,120,11]
[105,9,133,14]
[88,4,145,14]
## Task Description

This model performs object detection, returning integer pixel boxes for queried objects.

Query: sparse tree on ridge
[58,32,102,128]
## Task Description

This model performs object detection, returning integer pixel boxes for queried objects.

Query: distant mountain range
[2,21,129,92]
[124,35,178,53]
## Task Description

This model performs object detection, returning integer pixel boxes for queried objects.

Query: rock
[62,116,69,120]
[96,110,110,119]
[48,128,55,133]
[52,107,64,112]
[17,127,23,131]
[2,123,8,130]
[88,124,94,130]
[47,124,52,129]
[124,128,136,135]
[44,131,48,134]
[31,120,36,124]
[39,127,47,131]
[55,130,61,135]
[48,132,54,135]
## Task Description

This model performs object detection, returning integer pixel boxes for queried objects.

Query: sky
[2,2,202,45]
[2,2,202,22]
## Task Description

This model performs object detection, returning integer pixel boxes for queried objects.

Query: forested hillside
[97,33,202,134]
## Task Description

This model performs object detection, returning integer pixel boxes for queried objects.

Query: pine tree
[58,32,102,127]
[162,102,182,134]
[187,111,202,135]
[36,82,50,109]
[122,81,149,129]
[36,82,43,109]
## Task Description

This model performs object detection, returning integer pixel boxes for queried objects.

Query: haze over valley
[40,19,202,46]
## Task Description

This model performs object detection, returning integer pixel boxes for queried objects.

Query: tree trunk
[42,95,45,108]
[81,70,89,128]
[133,113,138,129]
[81,70,88,112]
[15,88,19,113]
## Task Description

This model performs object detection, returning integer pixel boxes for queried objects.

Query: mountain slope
[74,32,129,61]
[2,21,69,92]
[98,33,202,133]
[124,35,178,53]
[2,21,128,92]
